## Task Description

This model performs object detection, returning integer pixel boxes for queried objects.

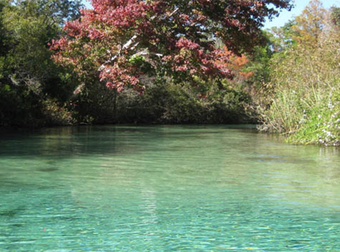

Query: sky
[264,0,340,29]
[83,0,91,9]
[82,0,340,30]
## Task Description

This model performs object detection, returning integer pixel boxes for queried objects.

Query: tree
[0,0,83,127]
[270,20,298,51]
[52,0,292,94]
[2,0,82,90]
[292,0,326,47]
[330,6,340,27]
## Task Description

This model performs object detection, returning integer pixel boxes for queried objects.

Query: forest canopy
[1,0,296,128]
[52,0,292,93]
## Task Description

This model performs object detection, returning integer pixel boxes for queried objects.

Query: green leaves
[0,0,82,127]
[258,0,340,145]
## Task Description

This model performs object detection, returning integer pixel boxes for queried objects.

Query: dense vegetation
[257,0,340,146]
[0,0,82,127]
[2,0,340,146]
[0,0,291,127]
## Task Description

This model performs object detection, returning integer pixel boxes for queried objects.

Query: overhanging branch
[98,8,179,72]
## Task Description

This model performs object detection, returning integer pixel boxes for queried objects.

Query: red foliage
[51,0,291,93]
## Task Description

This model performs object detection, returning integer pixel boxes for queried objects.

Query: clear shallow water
[1,125,340,251]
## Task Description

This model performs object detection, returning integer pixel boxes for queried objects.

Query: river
[1,125,340,251]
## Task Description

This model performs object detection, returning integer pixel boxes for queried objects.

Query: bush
[74,78,255,125]
[259,12,340,145]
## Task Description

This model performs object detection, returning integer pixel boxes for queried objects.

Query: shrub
[259,8,340,145]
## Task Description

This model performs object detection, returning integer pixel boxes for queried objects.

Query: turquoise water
[1,125,340,251]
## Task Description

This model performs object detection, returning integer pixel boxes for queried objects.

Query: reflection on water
[1,125,340,251]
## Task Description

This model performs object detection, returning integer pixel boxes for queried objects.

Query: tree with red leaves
[52,0,292,93]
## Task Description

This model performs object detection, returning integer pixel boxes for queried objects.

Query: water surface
[1,125,340,251]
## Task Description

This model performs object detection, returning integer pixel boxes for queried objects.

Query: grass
[258,22,340,146]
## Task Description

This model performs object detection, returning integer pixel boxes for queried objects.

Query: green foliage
[0,0,269,128]
[0,83,44,127]
[270,20,298,51]
[2,0,82,88]
[0,0,82,127]
[73,78,254,125]
[287,93,340,146]
[331,6,340,27]
[245,44,272,88]
[258,1,340,146]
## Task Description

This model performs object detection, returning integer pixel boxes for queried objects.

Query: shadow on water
[246,155,317,165]
[0,207,26,218]
[0,125,258,159]
[36,167,59,172]
[2,125,340,251]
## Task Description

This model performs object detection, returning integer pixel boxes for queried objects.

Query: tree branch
[98,8,179,72]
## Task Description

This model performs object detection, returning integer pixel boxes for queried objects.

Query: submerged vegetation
[0,0,340,146]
